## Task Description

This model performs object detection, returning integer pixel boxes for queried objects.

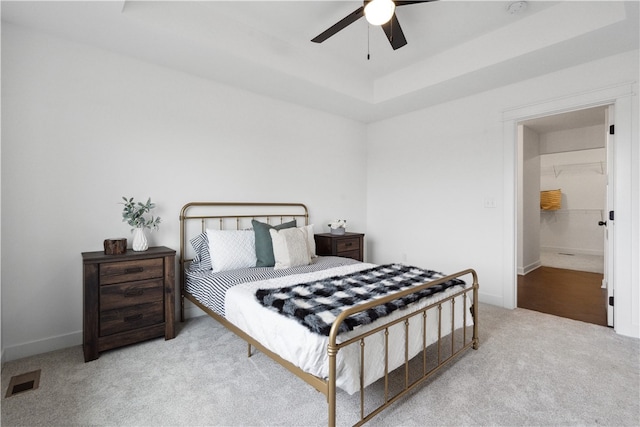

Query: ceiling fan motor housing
[311,1,436,50]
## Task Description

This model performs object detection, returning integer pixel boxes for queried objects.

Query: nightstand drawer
[338,249,361,261]
[336,238,360,253]
[100,258,163,285]
[100,279,164,311]
[100,301,164,336]
[83,246,176,361]
[314,232,364,262]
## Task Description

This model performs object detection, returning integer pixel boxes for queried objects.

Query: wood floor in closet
[517,266,607,326]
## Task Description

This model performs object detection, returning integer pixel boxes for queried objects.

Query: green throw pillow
[252,219,297,267]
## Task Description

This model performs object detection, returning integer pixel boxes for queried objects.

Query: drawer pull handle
[345,242,352,247]
[124,288,144,297]
[124,267,144,274]
[124,314,143,322]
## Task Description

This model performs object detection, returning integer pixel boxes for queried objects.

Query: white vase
[330,227,345,235]
[132,228,148,251]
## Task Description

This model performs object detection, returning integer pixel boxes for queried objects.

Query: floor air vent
[5,369,41,398]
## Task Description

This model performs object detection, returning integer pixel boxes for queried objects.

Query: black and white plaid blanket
[255,264,465,336]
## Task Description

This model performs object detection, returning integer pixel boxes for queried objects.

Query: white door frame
[502,82,635,336]
[605,104,615,327]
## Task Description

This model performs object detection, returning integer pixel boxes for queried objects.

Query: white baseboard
[2,331,82,363]
[184,304,207,319]
[478,292,504,308]
[518,260,542,276]
[540,246,604,257]
[2,303,207,364]
[0,286,550,364]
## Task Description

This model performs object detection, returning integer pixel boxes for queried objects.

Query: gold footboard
[179,202,479,426]
[183,269,478,426]
[327,268,479,427]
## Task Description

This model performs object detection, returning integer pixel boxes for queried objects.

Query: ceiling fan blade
[311,6,365,43]
[381,13,407,50]
[395,0,438,6]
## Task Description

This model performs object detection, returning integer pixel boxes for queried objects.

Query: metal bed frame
[179,202,479,426]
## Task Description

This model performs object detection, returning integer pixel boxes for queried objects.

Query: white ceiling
[1,1,638,123]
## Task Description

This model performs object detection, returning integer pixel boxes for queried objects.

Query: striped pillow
[189,233,212,271]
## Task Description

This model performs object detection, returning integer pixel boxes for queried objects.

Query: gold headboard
[178,202,309,317]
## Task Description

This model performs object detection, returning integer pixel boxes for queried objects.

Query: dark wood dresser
[82,246,176,362]
[314,232,364,262]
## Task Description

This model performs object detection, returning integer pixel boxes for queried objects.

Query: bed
[179,202,479,426]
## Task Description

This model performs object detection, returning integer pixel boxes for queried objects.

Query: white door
[604,105,615,327]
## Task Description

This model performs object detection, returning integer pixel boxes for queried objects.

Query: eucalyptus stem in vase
[121,197,161,251]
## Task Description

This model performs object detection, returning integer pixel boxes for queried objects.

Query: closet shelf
[541,161,605,177]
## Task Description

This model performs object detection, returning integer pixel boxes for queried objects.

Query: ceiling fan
[311,0,437,50]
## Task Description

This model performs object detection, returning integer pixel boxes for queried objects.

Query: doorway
[516,106,609,326]
[503,83,635,336]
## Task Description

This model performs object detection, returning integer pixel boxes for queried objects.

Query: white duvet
[225,263,473,395]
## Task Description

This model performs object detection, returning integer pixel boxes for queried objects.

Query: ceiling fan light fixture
[364,0,396,26]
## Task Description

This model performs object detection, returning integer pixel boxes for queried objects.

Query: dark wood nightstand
[314,232,364,262]
[82,246,176,362]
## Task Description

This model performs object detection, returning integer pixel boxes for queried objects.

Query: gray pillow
[252,219,297,267]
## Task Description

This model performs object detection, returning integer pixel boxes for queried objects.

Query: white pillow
[303,224,317,258]
[206,229,257,273]
[269,227,311,270]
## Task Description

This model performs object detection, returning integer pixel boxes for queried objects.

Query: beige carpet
[2,303,638,426]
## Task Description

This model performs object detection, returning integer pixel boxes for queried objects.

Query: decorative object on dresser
[131,228,148,252]
[120,196,162,251]
[314,232,364,262]
[327,219,346,235]
[103,238,127,255]
[82,246,176,362]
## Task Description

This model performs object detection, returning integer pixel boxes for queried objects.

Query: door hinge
[609,124,615,135]
[609,296,614,306]
[609,211,615,221]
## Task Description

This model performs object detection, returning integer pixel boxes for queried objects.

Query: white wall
[519,125,541,274]
[540,148,606,256]
[367,96,506,304]
[540,124,605,154]
[367,50,639,337]
[2,25,639,362]
[1,24,367,360]
[519,124,607,272]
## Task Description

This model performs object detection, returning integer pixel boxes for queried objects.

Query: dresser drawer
[336,237,361,253]
[100,301,164,336]
[100,258,163,285]
[100,279,164,311]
